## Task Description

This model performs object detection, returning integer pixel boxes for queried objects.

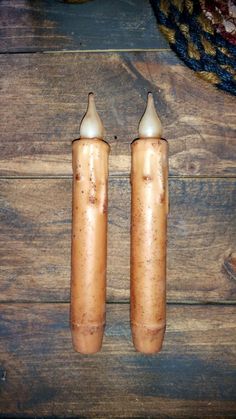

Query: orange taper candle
[131,93,168,354]
[71,93,110,354]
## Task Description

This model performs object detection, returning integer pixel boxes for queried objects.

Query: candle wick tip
[79,93,105,139]
[138,93,163,138]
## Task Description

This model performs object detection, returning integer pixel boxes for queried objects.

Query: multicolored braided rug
[150,0,236,95]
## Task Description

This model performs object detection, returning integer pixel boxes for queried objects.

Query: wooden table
[0,1,236,417]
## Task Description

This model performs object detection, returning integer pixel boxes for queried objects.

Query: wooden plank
[0,51,235,177]
[0,303,235,417]
[0,178,235,303]
[0,0,168,52]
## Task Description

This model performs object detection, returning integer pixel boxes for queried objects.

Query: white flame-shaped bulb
[79,93,105,139]
[138,93,163,138]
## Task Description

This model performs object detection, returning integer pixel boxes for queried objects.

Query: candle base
[71,324,104,354]
[131,323,166,354]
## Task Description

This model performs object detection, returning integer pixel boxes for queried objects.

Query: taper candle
[131,93,168,354]
[71,93,109,354]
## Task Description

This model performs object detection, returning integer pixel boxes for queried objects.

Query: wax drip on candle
[80,93,105,139]
[138,93,163,139]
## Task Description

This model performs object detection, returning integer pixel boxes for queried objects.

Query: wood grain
[0,52,235,177]
[0,178,235,303]
[0,0,168,52]
[1,3,235,417]
[0,303,235,418]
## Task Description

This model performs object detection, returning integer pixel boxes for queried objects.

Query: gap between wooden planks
[0,51,235,177]
[0,0,168,53]
[1,3,235,417]
[0,177,235,304]
[0,303,235,418]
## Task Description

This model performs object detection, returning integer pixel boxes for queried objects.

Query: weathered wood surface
[0,52,235,177]
[0,304,235,418]
[0,0,168,53]
[1,2,235,418]
[0,178,235,303]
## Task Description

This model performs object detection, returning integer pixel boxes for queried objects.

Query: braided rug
[150,0,236,95]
